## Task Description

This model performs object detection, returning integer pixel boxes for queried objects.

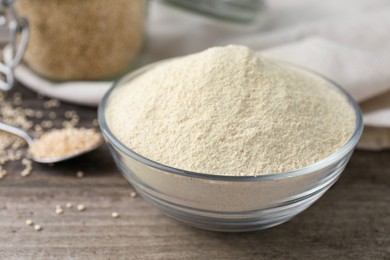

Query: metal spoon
[0,121,103,163]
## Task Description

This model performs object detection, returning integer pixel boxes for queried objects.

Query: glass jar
[14,0,146,81]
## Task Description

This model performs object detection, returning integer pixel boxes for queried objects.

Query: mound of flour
[106,45,355,176]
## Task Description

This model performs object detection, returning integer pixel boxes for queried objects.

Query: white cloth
[145,0,390,149]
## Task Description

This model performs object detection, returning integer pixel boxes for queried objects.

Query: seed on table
[66,202,72,208]
[41,120,54,128]
[55,207,63,215]
[24,108,34,117]
[25,219,33,226]
[70,117,79,126]
[130,191,137,198]
[48,112,57,119]
[34,125,43,132]
[77,204,86,211]
[112,212,119,218]
[22,158,30,164]
[34,110,43,119]
[51,99,60,107]
[62,121,70,128]
[34,224,42,231]
[0,167,7,179]
[76,171,84,178]
[43,99,61,109]
[20,170,31,177]
[64,111,77,118]
[20,159,32,177]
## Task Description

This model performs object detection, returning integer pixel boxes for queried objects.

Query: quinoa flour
[106,45,356,176]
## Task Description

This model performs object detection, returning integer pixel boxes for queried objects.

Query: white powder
[106,45,355,176]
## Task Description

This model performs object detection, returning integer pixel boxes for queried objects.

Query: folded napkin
[144,0,390,150]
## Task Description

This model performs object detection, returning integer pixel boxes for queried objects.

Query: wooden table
[1,83,389,260]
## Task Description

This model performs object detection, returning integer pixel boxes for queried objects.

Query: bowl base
[138,186,326,232]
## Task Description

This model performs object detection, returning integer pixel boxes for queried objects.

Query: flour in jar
[106,45,355,176]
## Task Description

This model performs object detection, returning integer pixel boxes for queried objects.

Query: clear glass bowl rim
[98,59,364,182]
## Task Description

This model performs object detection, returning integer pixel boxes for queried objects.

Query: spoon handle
[0,121,34,147]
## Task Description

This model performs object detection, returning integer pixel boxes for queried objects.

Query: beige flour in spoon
[106,45,355,176]
[30,128,102,159]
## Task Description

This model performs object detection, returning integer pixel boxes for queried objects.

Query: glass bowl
[98,61,363,232]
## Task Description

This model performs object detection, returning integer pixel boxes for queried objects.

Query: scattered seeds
[76,171,84,178]
[34,224,42,231]
[0,90,89,180]
[1,86,109,233]
[0,95,31,169]
[130,191,137,198]
[112,212,119,218]
[77,204,86,211]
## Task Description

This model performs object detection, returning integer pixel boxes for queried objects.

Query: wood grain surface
[0,84,389,260]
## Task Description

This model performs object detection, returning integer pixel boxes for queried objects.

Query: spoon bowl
[0,121,103,163]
